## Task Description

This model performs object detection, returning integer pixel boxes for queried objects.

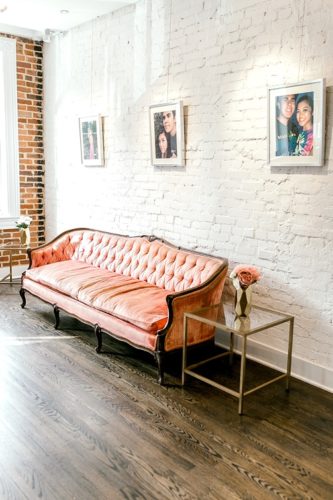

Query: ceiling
[0,0,137,40]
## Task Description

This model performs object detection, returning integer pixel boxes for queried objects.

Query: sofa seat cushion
[25,261,169,333]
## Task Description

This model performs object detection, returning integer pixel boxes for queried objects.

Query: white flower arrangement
[16,216,32,229]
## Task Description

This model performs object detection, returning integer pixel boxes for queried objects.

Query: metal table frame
[0,243,29,285]
[182,304,294,414]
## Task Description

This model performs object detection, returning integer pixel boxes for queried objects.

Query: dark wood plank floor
[0,285,332,499]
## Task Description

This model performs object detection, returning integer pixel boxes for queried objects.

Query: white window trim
[0,36,19,229]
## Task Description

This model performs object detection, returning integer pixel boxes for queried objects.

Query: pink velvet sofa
[20,229,228,383]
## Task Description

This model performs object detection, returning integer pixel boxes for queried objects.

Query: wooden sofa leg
[20,288,26,309]
[53,305,60,329]
[94,324,102,353]
[155,352,165,385]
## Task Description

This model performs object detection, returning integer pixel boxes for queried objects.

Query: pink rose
[230,265,261,289]
[238,271,254,287]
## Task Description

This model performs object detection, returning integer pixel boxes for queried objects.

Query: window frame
[0,36,20,229]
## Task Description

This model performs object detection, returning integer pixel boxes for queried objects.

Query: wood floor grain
[0,285,332,499]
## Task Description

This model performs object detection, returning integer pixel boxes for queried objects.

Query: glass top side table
[0,243,30,285]
[182,303,294,414]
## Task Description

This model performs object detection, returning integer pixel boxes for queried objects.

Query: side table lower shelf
[182,303,294,415]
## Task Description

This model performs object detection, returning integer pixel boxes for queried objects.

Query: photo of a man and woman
[276,92,314,157]
[149,101,184,166]
[154,110,177,159]
[268,79,325,167]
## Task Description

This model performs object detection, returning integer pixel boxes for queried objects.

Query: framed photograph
[149,101,184,167]
[268,79,325,167]
[79,115,104,166]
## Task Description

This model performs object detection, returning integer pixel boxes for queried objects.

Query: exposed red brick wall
[0,34,44,271]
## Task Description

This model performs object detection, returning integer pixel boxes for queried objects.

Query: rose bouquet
[230,265,261,317]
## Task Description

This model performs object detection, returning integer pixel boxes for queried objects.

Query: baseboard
[216,331,333,394]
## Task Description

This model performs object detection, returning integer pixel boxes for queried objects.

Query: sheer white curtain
[0,37,19,228]
[0,50,8,217]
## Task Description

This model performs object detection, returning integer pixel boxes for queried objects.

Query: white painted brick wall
[44,0,333,389]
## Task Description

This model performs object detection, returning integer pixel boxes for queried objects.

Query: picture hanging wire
[90,19,95,107]
[297,0,306,82]
[166,0,173,101]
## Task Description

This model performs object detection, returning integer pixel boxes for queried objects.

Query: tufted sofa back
[32,229,225,293]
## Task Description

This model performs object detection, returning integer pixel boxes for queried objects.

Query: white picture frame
[268,79,325,167]
[79,115,104,166]
[149,101,185,167]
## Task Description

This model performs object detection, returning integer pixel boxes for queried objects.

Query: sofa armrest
[28,233,76,268]
[158,265,228,352]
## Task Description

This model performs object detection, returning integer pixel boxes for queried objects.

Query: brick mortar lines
[0,34,45,269]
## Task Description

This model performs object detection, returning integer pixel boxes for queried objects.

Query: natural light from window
[0,36,19,229]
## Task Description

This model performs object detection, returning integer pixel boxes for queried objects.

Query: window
[0,36,19,229]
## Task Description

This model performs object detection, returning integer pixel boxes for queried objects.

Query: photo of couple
[276,92,314,157]
[154,109,177,159]
[149,101,184,167]
[268,79,324,167]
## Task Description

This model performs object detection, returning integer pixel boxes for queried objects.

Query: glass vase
[234,285,252,317]
[20,228,30,247]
